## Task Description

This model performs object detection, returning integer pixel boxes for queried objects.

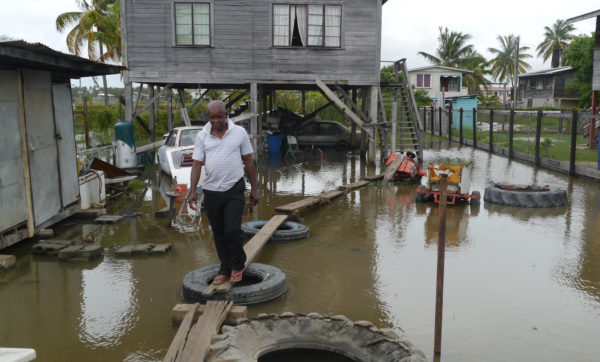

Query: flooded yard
[1,138,600,361]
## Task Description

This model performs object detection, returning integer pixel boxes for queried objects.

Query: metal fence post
[434,174,448,356]
[535,109,543,166]
[473,108,477,148]
[509,109,515,159]
[438,107,442,137]
[489,109,494,152]
[569,110,578,176]
[459,108,463,144]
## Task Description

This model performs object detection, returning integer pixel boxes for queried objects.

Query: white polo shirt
[192,119,254,192]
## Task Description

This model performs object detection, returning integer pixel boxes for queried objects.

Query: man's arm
[188,160,204,209]
[242,154,259,206]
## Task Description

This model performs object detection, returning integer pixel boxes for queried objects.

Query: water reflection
[79,259,137,348]
[423,204,472,249]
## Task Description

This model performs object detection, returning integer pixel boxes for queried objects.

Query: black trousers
[203,178,246,275]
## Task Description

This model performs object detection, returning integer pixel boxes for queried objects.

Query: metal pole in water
[434,173,448,355]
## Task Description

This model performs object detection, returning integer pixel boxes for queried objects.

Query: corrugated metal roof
[518,66,573,78]
[0,40,123,78]
[407,65,474,74]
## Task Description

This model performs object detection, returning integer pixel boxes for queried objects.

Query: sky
[0,0,597,88]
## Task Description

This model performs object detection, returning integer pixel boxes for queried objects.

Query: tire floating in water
[205,312,427,362]
[484,183,568,208]
[241,220,309,242]
[181,263,287,305]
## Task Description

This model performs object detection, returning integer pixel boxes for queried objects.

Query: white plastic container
[79,170,106,209]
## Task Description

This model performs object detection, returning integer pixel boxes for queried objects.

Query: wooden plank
[95,215,124,224]
[163,303,200,362]
[274,196,321,214]
[180,301,233,361]
[171,303,246,327]
[16,70,35,238]
[382,154,404,186]
[204,214,289,297]
[315,78,373,137]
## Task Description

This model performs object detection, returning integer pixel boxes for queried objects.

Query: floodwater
[1,137,600,361]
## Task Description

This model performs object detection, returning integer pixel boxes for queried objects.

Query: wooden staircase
[384,59,423,161]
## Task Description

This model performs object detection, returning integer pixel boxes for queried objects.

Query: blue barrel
[115,121,135,147]
[268,135,281,153]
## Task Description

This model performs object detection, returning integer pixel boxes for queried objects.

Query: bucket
[268,135,281,153]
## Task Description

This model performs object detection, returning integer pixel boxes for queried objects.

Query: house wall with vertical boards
[123,0,382,86]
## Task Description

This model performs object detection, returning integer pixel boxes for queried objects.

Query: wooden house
[121,0,389,162]
[517,67,579,108]
[0,41,121,249]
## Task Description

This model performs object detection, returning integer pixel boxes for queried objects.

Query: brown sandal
[212,274,229,285]
[231,270,243,282]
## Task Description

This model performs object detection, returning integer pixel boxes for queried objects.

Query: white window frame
[173,1,212,47]
[272,3,342,48]
[416,74,431,88]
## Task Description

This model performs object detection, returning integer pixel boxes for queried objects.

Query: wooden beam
[163,303,200,362]
[17,70,35,237]
[132,84,172,120]
[120,96,152,135]
[566,10,600,24]
[274,180,370,215]
[180,301,233,361]
[302,100,334,121]
[171,304,247,327]
[315,78,373,137]
[177,89,192,127]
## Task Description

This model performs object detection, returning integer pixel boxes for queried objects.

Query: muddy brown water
[1,138,600,361]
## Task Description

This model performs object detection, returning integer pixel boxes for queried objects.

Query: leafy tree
[563,33,594,107]
[488,34,532,86]
[536,19,574,68]
[413,88,432,107]
[56,0,121,107]
[418,27,474,68]
[461,49,491,95]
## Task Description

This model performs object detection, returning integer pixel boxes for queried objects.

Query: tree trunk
[99,43,108,107]
[551,48,560,68]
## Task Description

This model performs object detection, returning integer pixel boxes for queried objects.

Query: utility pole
[512,36,519,110]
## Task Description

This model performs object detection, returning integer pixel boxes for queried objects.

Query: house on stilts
[121,0,423,163]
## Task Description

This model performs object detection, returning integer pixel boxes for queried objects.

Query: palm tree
[488,34,532,86]
[536,19,574,68]
[461,49,492,95]
[418,27,474,68]
[56,0,120,106]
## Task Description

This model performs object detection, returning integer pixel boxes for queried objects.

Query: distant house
[93,92,119,103]
[518,66,579,108]
[407,65,472,102]
[479,84,510,104]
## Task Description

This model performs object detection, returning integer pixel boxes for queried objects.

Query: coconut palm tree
[461,49,492,95]
[418,27,474,68]
[488,34,532,86]
[56,0,120,106]
[536,19,574,68]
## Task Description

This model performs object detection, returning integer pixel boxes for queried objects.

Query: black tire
[241,220,309,242]
[470,190,481,207]
[181,263,287,305]
[205,313,427,362]
[484,184,568,208]
[334,141,349,151]
[415,185,427,203]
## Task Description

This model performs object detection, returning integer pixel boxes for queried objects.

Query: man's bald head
[207,100,226,116]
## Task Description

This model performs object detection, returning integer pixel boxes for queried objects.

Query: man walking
[188,100,258,285]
